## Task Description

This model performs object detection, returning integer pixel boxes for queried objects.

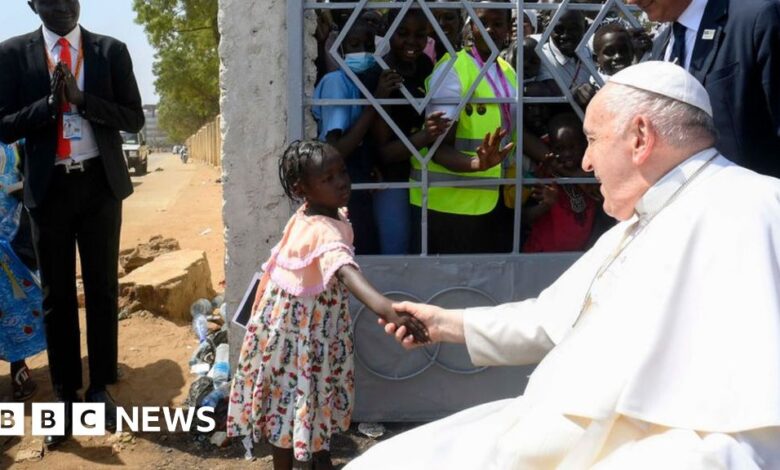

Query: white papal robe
[346,149,780,469]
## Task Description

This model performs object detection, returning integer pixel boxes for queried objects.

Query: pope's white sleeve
[462,299,555,366]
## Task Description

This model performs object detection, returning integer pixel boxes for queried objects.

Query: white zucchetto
[609,61,713,117]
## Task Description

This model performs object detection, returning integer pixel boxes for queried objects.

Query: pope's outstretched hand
[379,301,466,349]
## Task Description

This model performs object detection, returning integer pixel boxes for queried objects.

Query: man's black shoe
[44,399,74,448]
[85,389,118,432]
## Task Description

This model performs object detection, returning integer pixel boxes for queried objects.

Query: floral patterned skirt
[227,280,354,461]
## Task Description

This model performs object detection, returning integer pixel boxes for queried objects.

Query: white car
[121,131,149,175]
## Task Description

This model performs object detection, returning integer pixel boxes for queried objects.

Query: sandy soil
[0,154,410,469]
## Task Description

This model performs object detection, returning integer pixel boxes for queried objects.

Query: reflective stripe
[454,138,484,153]
[410,169,499,190]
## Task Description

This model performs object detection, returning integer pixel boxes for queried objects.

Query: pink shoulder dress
[227,206,358,461]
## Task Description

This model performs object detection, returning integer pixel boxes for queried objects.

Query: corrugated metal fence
[185,115,222,169]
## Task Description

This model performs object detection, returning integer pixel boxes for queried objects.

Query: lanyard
[470,46,513,133]
[45,38,84,82]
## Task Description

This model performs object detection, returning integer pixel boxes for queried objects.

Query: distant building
[142,104,170,148]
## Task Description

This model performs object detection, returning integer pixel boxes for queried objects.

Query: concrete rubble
[119,249,217,322]
[119,235,181,274]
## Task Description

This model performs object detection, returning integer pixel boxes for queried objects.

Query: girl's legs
[272,446,294,470]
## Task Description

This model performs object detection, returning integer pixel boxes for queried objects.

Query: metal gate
[287,0,641,421]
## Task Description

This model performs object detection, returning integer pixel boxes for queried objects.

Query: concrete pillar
[220,0,289,365]
[219,0,316,365]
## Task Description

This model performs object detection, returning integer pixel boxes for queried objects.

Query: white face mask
[343,52,376,73]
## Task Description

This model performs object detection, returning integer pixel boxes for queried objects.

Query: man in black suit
[0,0,143,446]
[627,0,780,177]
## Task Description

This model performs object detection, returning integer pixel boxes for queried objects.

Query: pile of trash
[184,295,231,447]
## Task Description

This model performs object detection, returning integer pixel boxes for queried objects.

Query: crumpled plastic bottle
[209,343,230,384]
[190,298,213,318]
[192,314,209,343]
[200,381,230,409]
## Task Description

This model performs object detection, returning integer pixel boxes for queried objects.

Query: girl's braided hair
[278,140,329,202]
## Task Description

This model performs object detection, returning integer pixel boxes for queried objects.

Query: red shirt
[523,186,596,253]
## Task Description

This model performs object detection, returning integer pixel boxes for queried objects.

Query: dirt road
[0,155,239,469]
[121,152,225,286]
[0,154,398,469]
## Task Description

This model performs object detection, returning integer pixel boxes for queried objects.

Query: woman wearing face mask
[312,17,402,254]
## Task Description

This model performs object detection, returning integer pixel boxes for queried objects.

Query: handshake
[378,302,462,349]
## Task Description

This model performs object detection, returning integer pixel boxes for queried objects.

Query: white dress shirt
[663,0,707,71]
[42,25,100,164]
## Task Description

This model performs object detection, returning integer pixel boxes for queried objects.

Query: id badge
[62,112,83,141]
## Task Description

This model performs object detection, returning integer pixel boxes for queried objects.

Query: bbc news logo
[0,403,217,436]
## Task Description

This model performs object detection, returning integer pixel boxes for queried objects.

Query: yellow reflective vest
[410,49,517,216]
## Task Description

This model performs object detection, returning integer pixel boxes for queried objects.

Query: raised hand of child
[421,111,452,144]
[315,10,334,42]
[474,127,514,171]
[375,69,403,99]
[536,184,559,208]
[539,152,563,178]
[573,83,597,109]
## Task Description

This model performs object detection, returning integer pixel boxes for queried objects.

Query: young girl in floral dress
[227,140,427,470]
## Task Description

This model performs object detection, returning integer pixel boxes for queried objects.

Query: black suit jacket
[652,0,780,177]
[0,27,144,208]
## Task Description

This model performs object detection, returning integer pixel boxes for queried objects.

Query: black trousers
[28,159,122,399]
[410,201,512,254]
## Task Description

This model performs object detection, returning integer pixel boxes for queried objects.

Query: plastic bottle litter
[211,295,224,308]
[187,376,214,407]
[190,298,213,318]
[210,431,228,447]
[201,381,230,409]
[190,362,211,375]
[209,343,230,384]
[358,422,386,439]
[192,314,209,343]
[219,303,228,324]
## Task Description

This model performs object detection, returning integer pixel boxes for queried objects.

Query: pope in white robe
[345,62,780,469]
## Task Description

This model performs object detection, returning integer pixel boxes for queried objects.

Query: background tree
[133,0,219,143]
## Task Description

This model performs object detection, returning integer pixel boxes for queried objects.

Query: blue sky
[1,0,159,105]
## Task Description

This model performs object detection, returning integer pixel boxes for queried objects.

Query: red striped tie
[56,37,72,160]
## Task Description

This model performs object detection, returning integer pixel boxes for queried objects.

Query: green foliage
[133,0,219,142]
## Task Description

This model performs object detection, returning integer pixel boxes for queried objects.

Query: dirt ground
[0,154,411,469]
